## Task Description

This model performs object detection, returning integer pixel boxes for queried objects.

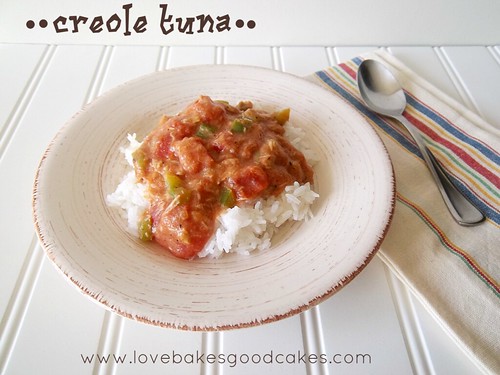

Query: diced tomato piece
[230,165,269,200]
[153,133,172,159]
[150,200,215,260]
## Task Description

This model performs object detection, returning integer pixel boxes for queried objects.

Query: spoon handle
[395,115,485,226]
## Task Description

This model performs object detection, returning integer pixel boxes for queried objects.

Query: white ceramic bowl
[33,65,395,330]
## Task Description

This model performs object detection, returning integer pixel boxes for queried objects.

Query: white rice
[106,124,319,258]
[106,134,149,237]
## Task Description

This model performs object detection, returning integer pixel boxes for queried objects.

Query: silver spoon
[357,59,484,226]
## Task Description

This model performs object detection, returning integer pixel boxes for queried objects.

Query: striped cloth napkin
[307,49,499,374]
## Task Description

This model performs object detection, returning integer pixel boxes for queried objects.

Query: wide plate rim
[32,64,395,330]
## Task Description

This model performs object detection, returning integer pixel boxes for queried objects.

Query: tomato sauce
[133,96,314,259]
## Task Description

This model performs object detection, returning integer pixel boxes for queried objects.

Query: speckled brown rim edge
[31,64,397,331]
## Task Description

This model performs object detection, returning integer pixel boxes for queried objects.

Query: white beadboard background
[1,3,500,375]
[0,44,499,375]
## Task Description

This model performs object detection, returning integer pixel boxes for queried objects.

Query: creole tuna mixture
[131,96,314,259]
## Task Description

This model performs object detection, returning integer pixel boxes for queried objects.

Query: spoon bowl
[357,59,484,226]
[357,60,407,116]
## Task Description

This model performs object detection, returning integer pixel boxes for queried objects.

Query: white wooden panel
[167,46,217,67]
[0,45,105,318]
[388,46,464,104]
[384,271,434,375]
[386,269,484,375]
[5,254,106,375]
[0,45,105,374]
[100,45,162,92]
[280,46,329,76]
[0,242,44,374]
[319,257,413,375]
[441,46,500,128]
[0,44,46,137]
[1,44,167,375]
[332,46,380,64]
[117,320,203,375]
[221,316,306,375]
[409,291,484,375]
[223,46,273,68]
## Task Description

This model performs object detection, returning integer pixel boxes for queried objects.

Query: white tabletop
[0,44,498,375]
